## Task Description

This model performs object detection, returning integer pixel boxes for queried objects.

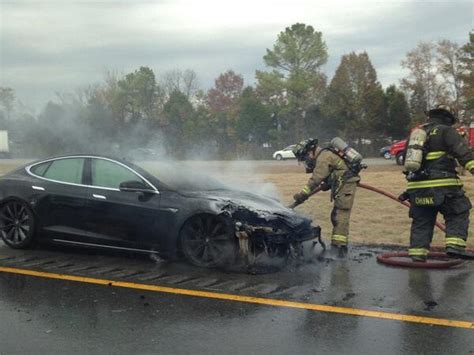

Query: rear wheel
[180,214,237,268]
[0,200,36,249]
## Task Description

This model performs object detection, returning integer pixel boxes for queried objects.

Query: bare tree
[401,41,446,122]
[459,33,474,120]
[436,40,464,113]
[161,69,200,100]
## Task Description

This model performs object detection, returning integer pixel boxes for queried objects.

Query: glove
[398,191,409,202]
[320,182,331,191]
[293,192,309,204]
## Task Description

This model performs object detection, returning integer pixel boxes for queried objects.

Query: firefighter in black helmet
[402,105,474,261]
[292,138,361,250]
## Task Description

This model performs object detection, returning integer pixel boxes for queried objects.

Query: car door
[83,157,161,249]
[282,146,294,158]
[28,157,90,240]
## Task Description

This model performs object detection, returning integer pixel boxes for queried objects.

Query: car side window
[91,159,144,189]
[30,161,51,176]
[42,158,84,184]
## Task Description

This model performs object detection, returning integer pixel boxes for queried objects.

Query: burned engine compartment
[214,198,322,264]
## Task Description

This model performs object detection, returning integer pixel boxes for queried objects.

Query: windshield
[137,162,229,191]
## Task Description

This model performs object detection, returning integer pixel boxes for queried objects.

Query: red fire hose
[376,251,464,268]
[357,182,470,268]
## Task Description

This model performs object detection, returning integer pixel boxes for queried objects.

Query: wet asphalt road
[0,243,473,354]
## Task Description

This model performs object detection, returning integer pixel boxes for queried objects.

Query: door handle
[32,186,45,191]
[92,194,106,200]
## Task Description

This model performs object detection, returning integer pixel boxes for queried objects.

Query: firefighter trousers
[330,181,357,245]
[409,187,471,250]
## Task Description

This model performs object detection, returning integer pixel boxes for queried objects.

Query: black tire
[0,199,36,249]
[180,214,237,268]
[396,152,404,166]
[275,154,283,161]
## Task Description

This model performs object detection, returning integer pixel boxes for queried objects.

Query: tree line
[0,24,472,159]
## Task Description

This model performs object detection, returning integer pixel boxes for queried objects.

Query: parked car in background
[272,145,296,161]
[379,145,392,160]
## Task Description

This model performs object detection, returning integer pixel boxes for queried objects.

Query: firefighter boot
[446,247,474,260]
[408,248,428,262]
[330,239,348,258]
[329,246,348,259]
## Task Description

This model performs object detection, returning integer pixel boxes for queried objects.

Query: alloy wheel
[0,200,35,248]
[180,214,236,268]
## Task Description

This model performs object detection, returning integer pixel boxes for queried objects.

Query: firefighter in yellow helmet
[292,138,362,251]
[400,105,474,261]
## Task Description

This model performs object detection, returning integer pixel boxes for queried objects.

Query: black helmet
[426,104,457,125]
[293,138,318,161]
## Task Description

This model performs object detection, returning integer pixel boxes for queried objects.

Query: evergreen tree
[256,23,328,141]
[162,90,194,159]
[384,85,411,139]
[322,52,386,146]
[236,87,272,144]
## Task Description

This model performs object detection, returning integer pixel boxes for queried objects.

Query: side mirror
[119,180,157,194]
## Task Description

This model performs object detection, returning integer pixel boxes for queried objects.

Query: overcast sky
[0,0,472,111]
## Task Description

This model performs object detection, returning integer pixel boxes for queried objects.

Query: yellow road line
[0,266,473,330]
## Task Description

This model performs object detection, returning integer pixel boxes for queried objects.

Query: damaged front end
[217,200,322,265]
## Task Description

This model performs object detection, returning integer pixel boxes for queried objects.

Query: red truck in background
[389,123,474,165]
[389,140,407,165]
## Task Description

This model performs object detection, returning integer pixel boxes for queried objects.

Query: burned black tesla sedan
[0,155,321,268]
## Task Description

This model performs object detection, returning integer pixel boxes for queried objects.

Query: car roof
[27,153,131,166]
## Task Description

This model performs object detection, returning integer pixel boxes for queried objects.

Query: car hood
[182,188,311,228]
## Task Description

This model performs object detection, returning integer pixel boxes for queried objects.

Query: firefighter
[402,105,474,262]
[292,138,361,250]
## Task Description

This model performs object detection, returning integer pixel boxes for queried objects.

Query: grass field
[1,159,473,248]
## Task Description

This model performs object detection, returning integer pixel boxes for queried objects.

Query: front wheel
[396,152,404,166]
[275,154,283,161]
[180,214,237,268]
[0,200,36,249]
